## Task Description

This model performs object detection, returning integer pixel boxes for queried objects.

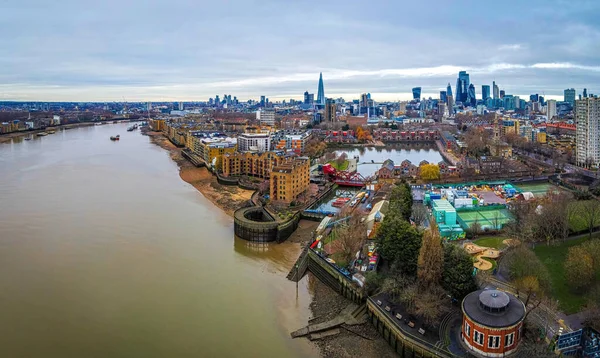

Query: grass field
[481,257,498,271]
[568,200,600,233]
[533,237,590,314]
[473,236,509,249]
[328,159,349,171]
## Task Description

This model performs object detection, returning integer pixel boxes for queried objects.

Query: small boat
[24,136,32,141]
[110,135,120,141]
[332,197,351,207]
[36,132,48,137]
[47,130,56,134]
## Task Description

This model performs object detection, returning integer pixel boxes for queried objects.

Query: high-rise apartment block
[256,108,275,126]
[546,99,557,121]
[237,132,271,153]
[576,97,600,167]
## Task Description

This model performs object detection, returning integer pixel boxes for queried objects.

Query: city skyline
[1,0,600,101]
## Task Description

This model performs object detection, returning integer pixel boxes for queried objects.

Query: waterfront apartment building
[270,157,310,203]
[256,108,275,126]
[272,130,312,155]
[149,118,165,131]
[237,132,271,153]
[187,131,237,167]
[576,97,600,167]
[222,151,283,179]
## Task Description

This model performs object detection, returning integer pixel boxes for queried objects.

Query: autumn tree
[500,245,552,293]
[355,126,373,142]
[564,246,595,291]
[376,215,422,277]
[442,245,478,300]
[515,276,542,306]
[420,164,441,181]
[417,227,444,290]
[581,200,600,239]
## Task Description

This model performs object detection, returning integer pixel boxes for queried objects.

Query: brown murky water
[0,123,316,358]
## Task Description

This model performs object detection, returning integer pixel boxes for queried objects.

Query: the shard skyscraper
[316,73,325,106]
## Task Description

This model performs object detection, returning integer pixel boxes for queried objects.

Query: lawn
[481,257,498,271]
[473,236,509,249]
[328,159,349,171]
[533,236,590,314]
[568,200,600,233]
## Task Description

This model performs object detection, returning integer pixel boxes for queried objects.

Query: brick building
[269,157,310,203]
[462,290,525,357]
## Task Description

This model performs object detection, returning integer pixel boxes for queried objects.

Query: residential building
[256,108,275,126]
[575,97,600,167]
[412,87,421,100]
[270,157,310,203]
[149,118,165,131]
[482,85,490,101]
[187,131,237,167]
[272,130,312,154]
[564,88,576,107]
[316,73,325,106]
[222,151,282,179]
[547,99,557,120]
[237,132,271,153]
[324,98,336,122]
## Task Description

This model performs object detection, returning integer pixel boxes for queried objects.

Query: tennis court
[457,208,512,230]
[514,182,561,198]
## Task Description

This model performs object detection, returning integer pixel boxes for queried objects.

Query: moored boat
[110,135,120,141]
[36,132,48,137]
[332,197,351,207]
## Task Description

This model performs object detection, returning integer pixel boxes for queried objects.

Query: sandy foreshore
[145,130,253,216]
[0,122,98,143]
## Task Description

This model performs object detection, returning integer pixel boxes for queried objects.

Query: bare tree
[581,199,600,239]
[331,211,367,265]
[417,227,444,290]
[411,204,428,227]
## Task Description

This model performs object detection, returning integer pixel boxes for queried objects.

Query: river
[335,145,444,177]
[0,123,316,358]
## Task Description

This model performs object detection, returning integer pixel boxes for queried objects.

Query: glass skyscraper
[467,84,476,107]
[440,91,447,103]
[455,71,470,103]
[412,87,422,100]
[493,81,499,99]
[316,73,325,106]
[482,85,490,101]
[564,88,576,106]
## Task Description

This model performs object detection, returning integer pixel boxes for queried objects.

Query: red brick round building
[461,289,525,357]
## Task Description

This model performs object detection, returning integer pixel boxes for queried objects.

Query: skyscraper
[482,85,490,101]
[412,87,422,100]
[584,88,588,98]
[547,99,557,120]
[446,83,453,98]
[492,81,499,99]
[303,91,310,105]
[260,95,266,107]
[500,90,505,99]
[440,91,447,103]
[316,73,325,106]
[467,84,476,107]
[564,88,576,106]
[575,97,600,167]
[455,71,470,103]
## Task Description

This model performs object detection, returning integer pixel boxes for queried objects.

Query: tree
[389,183,413,220]
[331,211,367,265]
[413,286,450,327]
[564,246,595,291]
[411,204,428,227]
[442,245,478,300]
[376,215,423,277]
[334,153,348,169]
[515,276,542,307]
[420,164,441,181]
[417,227,444,290]
[258,180,270,195]
[581,200,600,239]
[500,245,552,293]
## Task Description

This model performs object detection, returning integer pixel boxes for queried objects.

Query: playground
[463,238,518,271]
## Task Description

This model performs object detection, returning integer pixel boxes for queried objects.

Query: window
[505,332,515,347]
[464,322,471,338]
[473,330,484,346]
[488,335,500,349]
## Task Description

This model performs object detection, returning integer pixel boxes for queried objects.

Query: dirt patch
[146,131,253,216]
[287,220,320,245]
[307,275,396,358]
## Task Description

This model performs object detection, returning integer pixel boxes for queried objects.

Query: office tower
[575,97,600,167]
[447,95,454,114]
[467,84,476,107]
[530,94,539,102]
[256,108,275,126]
[316,73,325,106]
[233,96,238,105]
[215,95,220,105]
[324,98,336,122]
[446,83,453,98]
[260,95,266,107]
[547,99,557,120]
[412,87,422,100]
[440,91,447,103]
[584,88,588,98]
[209,98,214,105]
[539,96,544,105]
[303,91,310,104]
[493,81,499,99]
[564,88,576,106]
[178,102,184,111]
[455,71,470,103]
[500,90,505,99]
[360,93,369,107]
[482,85,490,101]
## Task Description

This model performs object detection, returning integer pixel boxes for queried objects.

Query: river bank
[145,130,253,216]
[0,122,99,143]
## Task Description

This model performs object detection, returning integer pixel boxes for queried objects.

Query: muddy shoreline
[145,130,253,216]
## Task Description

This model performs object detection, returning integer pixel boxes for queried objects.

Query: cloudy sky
[1,0,599,102]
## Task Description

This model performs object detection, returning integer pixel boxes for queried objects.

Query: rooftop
[462,289,525,328]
